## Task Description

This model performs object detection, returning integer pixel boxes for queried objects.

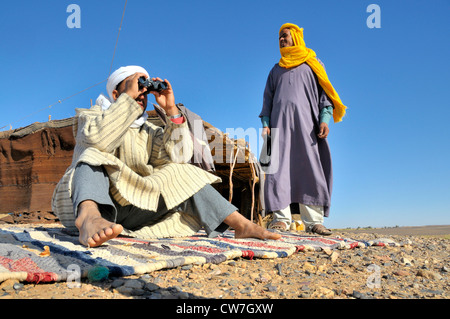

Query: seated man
[52,65,280,247]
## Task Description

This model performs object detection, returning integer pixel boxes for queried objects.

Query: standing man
[259,23,346,235]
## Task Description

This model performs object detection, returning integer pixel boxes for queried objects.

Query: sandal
[268,221,289,231]
[309,224,332,236]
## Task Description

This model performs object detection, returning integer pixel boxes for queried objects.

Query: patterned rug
[0,225,403,284]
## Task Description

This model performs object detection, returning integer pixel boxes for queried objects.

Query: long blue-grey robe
[259,61,333,217]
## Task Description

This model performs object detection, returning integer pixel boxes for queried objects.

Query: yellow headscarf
[279,23,347,123]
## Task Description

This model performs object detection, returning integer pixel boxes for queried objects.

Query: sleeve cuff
[319,106,333,125]
[261,116,270,127]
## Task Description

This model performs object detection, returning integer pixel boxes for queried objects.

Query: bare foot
[224,211,282,240]
[75,200,123,247]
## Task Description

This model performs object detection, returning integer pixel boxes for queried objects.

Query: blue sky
[1,0,449,229]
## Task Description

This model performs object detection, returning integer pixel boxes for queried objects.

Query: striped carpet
[0,225,403,284]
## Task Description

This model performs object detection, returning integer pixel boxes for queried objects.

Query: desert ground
[1,212,448,303]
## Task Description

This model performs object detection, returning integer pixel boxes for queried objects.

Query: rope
[109,0,128,76]
[0,0,128,131]
[248,143,257,223]
[228,143,242,203]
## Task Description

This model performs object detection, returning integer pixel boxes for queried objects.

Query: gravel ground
[1,221,448,301]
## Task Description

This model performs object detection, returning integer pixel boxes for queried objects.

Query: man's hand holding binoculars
[146,77,178,117]
[120,73,179,117]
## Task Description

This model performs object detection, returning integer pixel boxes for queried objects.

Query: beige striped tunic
[51,93,220,238]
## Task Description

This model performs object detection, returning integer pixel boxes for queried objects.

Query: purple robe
[259,62,333,217]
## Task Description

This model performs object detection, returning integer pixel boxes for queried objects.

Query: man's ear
[112,89,119,101]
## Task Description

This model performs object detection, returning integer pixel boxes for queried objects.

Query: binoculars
[138,76,168,93]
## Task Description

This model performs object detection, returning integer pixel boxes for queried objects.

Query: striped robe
[51,93,220,238]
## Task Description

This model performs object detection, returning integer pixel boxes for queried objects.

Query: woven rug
[0,225,403,284]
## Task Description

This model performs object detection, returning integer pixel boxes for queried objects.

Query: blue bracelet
[169,113,182,119]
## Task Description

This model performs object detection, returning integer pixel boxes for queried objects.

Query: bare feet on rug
[224,211,282,240]
[75,200,123,248]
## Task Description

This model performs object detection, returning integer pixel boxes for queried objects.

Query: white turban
[106,65,149,101]
[96,65,150,128]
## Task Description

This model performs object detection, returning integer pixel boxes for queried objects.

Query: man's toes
[80,224,123,248]
[100,228,112,240]
[112,224,123,235]
[105,224,122,237]
[104,227,114,237]
[87,237,98,248]
[268,232,282,240]
[92,232,102,243]
[87,233,106,248]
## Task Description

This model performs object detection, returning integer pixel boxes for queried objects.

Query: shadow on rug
[0,225,404,284]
